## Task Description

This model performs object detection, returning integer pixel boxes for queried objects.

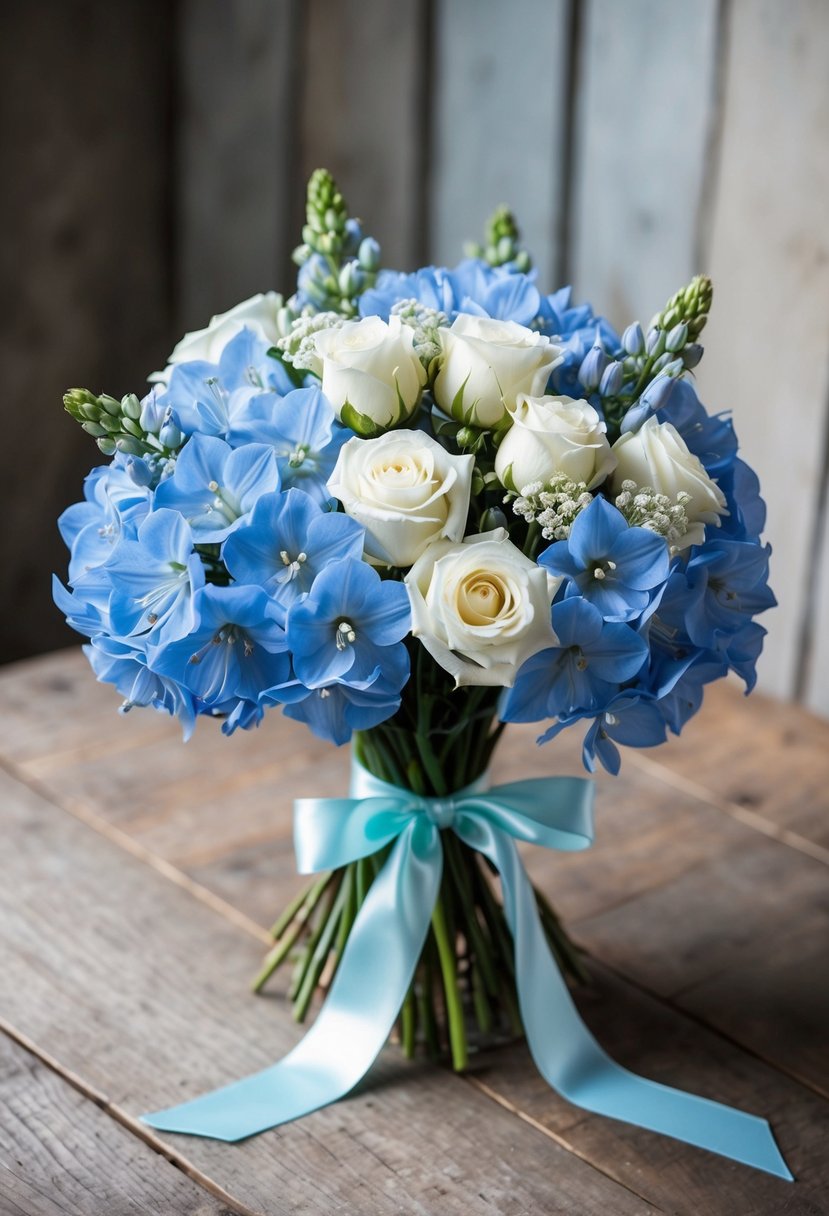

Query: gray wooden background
[3,0,827,717]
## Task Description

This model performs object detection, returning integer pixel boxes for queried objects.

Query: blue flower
[501,597,649,723]
[222,488,364,606]
[163,328,294,444]
[154,433,279,542]
[286,558,410,690]
[717,457,767,543]
[59,462,150,585]
[682,540,776,648]
[260,387,349,505]
[548,692,668,774]
[104,509,204,643]
[148,584,290,719]
[85,636,198,740]
[358,259,540,327]
[540,496,670,622]
[280,670,404,746]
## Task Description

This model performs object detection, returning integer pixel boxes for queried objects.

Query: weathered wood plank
[569,0,720,326]
[639,679,829,851]
[175,0,301,329]
[472,964,829,1214]
[694,0,829,699]
[430,0,570,287]
[0,1032,231,1216]
[570,831,829,1094]
[0,768,657,1216]
[0,0,174,663]
[298,0,429,272]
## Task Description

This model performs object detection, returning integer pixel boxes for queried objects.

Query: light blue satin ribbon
[143,761,792,1181]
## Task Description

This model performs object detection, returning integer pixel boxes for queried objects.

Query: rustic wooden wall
[6,0,829,716]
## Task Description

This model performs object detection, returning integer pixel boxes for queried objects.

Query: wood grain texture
[430,0,571,287]
[0,0,174,663]
[0,1033,230,1216]
[298,0,429,272]
[0,767,657,1216]
[176,0,301,328]
[569,0,720,326]
[694,0,829,700]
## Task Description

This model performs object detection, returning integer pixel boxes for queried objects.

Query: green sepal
[341,399,382,438]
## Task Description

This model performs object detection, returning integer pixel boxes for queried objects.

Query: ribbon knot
[423,795,456,829]
[142,758,792,1181]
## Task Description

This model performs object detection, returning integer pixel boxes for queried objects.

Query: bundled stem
[253,669,586,1067]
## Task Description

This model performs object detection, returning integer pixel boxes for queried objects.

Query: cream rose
[151,292,284,381]
[433,315,563,429]
[495,394,616,492]
[314,315,427,435]
[610,415,727,548]
[327,430,474,567]
[405,530,560,687]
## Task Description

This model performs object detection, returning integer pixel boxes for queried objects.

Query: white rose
[405,530,561,687]
[151,292,284,382]
[610,415,727,548]
[314,315,427,435]
[495,394,616,491]
[328,430,474,567]
[433,315,563,429]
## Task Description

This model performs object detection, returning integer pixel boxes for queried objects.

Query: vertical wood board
[298,0,429,272]
[694,0,829,698]
[176,0,301,329]
[430,0,571,287]
[569,0,719,326]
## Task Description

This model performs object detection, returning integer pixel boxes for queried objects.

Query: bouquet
[54,171,787,1175]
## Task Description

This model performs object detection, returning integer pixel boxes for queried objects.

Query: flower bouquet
[54,171,788,1175]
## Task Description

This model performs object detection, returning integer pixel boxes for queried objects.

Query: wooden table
[1,649,827,1215]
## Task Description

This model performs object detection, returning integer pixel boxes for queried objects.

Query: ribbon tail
[457,820,793,1182]
[142,819,442,1141]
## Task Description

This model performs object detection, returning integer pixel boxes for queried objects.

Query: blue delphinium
[286,558,411,691]
[502,598,649,723]
[280,671,406,746]
[154,434,279,542]
[261,387,349,505]
[85,635,198,740]
[105,509,204,643]
[148,584,292,735]
[222,488,364,606]
[162,328,295,445]
[539,496,670,623]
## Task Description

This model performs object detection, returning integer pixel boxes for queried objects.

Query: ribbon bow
[143,762,791,1180]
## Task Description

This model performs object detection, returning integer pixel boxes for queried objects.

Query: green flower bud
[99,393,122,417]
[96,437,117,456]
[115,436,144,456]
[81,421,108,438]
[121,393,142,420]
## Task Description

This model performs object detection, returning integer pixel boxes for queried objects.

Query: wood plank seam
[463,1075,669,1214]
[0,1018,259,1216]
[623,750,829,869]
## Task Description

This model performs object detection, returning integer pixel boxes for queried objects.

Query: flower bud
[577,343,609,392]
[622,321,645,356]
[159,407,182,449]
[338,260,364,298]
[126,456,153,487]
[599,360,624,397]
[358,237,381,272]
[81,421,108,438]
[456,426,476,448]
[646,328,666,358]
[115,436,144,457]
[96,437,117,456]
[480,507,508,532]
[665,322,688,352]
[121,393,142,421]
[651,352,672,374]
[682,342,703,369]
[99,393,122,417]
[139,391,165,433]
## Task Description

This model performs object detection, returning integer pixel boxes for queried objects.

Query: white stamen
[335,620,357,651]
[593,567,606,580]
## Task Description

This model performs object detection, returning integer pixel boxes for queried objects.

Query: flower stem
[431,889,468,1071]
